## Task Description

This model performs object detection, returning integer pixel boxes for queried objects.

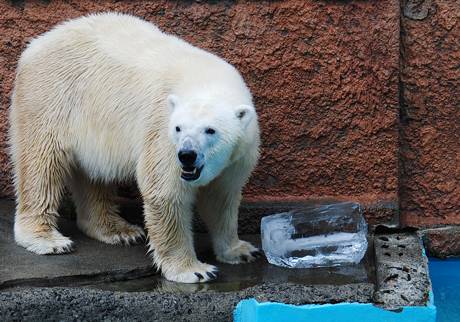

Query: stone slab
[0,197,376,321]
[373,233,432,310]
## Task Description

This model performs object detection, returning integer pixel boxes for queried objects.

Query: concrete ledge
[0,283,375,322]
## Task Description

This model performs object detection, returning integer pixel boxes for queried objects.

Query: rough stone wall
[399,0,460,257]
[400,0,460,229]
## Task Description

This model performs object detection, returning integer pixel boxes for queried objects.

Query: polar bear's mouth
[181,165,204,181]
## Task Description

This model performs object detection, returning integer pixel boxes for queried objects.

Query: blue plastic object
[234,293,436,322]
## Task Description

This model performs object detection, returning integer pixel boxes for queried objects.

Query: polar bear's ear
[167,94,180,114]
[235,105,255,129]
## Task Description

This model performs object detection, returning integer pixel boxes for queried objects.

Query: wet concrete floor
[0,197,373,293]
[0,198,433,321]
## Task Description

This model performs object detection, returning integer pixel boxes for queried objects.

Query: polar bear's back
[21,13,191,71]
[16,12,203,107]
[13,12,242,124]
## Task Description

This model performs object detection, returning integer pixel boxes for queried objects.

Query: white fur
[9,12,260,283]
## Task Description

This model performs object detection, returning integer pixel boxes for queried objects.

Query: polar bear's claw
[119,235,144,246]
[217,240,261,264]
[207,270,219,279]
[195,269,219,282]
[109,226,146,246]
[133,235,147,245]
[192,267,219,283]
[52,241,76,254]
[251,251,263,259]
[163,262,219,283]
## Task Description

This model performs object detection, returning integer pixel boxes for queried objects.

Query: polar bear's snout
[177,138,205,182]
[178,149,204,181]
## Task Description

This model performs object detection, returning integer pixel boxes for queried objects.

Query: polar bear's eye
[175,126,181,132]
[205,128,215,135]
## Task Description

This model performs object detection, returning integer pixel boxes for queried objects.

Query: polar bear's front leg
[197,183,262,265]
[143,201,219,283]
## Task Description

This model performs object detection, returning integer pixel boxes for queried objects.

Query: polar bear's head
[167,94,255,185]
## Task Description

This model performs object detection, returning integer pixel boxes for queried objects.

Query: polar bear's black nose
[178,150,197,166]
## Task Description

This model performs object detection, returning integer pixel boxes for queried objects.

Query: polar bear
[9,12,261,283]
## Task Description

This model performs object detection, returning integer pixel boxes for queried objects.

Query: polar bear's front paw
[15,225,76,255]
[163,262,219,283]
[216,240,263,264]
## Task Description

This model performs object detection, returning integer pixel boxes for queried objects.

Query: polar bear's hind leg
[13,143,76,255]
[69,174,146,245]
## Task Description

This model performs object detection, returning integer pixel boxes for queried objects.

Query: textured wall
[2,0,460,257]
[400,0,460,229]
[0,0,400,211]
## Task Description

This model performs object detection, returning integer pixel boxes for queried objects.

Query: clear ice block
[261,202,368,268]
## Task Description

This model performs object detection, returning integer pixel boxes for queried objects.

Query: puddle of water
[84,235,374,293]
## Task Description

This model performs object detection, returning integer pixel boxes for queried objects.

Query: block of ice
[261,202,368,268]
